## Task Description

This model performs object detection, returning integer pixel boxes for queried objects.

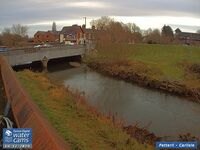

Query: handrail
[0,55,70,150]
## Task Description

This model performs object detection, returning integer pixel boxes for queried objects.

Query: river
[47,62,200,139]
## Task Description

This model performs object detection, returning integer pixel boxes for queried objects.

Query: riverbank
[17,70,154,150]
[85,43,200,103]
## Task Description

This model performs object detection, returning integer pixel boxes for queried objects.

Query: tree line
[0,17,199,47]
[91,16,199,44]
[0,24,29,47]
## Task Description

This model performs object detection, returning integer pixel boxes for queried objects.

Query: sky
[0,0,200,37]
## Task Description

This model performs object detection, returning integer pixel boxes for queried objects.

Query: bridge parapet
[1,45,86,67]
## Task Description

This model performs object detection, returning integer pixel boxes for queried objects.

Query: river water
[47,62,200,139]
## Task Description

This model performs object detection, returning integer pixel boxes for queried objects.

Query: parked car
[0,46,9,52]
[43,44,52,47]
[34,45,42,48]
[34,44,52,48]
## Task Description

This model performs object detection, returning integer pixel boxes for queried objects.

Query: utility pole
[84,17,87,28]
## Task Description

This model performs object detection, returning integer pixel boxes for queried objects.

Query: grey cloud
[0,0,199,33]
[108,0,200,17]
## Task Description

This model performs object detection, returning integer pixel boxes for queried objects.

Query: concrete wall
[60,34,64,43]
[1,45,86,66]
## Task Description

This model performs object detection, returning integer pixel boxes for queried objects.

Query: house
[34,31,60,44]
[175,28,200,46]
[59,25,85,45]
[82,25,96,44]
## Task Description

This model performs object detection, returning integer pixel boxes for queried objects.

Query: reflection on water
[47,63,200,138]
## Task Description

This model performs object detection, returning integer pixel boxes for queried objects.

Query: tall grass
[96,43,135,61]
[86,43,200,87]
[17,70,154,150]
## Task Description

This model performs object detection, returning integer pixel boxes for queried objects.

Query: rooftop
[60,25,83,35]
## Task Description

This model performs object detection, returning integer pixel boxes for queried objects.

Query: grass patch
[85,43,200,88]
[17,70,154,150]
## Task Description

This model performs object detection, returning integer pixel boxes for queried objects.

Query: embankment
[17,70,200,149]
[87,61,200,103]
[17,70,155,150]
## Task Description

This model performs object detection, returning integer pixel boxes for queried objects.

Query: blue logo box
[3,128,32,149]
[156,142,198,149]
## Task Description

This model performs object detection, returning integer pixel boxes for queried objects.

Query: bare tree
[90,16,114,30]
[126,23,141,33]
[91,16,144,43]
[2,28,11,34]
[1,24,29,47]
[11,24,28,37]
[144,29,161,44]
[108,21,130,43]
[143,28,153,37]
[126,23,142,43]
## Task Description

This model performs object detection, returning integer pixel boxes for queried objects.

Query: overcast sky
[0,0,200,36]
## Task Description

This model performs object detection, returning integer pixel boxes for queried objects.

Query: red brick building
[34,31,60,44]
[175,28,200,46]
[82,25,96,44]
[59,25,85,45]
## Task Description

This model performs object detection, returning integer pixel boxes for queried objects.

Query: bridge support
[41,56,49,72]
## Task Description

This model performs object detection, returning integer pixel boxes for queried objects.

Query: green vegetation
[85,43,200,88]
[17,70,154,150]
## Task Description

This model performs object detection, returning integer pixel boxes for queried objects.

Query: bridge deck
[1,45,86,66]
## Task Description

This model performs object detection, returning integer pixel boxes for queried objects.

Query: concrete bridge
[0,45,87,68]
[0,44,96,149]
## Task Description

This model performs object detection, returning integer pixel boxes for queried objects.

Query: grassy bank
[17,70,154,150]
[85,43,200,102]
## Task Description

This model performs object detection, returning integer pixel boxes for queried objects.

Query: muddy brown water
[47,62,200,139]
